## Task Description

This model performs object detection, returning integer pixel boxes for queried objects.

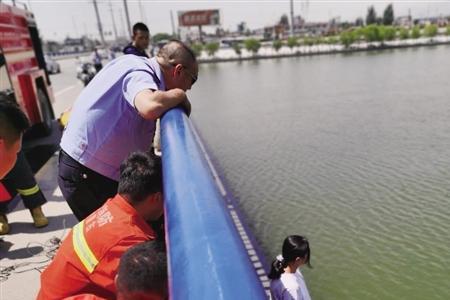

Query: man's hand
[134,88,191,120]
[178,98,191,117]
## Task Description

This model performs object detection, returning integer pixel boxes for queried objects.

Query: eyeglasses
[181,65,198,85]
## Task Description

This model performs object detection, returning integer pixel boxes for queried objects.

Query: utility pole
[170,10,176,37]
[290,0,295,36]
[109,2,118,41]
[123,0,132,37]
[93,0,105,46]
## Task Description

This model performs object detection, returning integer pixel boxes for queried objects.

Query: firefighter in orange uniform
[62,240,168,300]
[37,152,164,299]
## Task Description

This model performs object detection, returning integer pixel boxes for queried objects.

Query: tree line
[152,3,450,57]
[187,23,448,58]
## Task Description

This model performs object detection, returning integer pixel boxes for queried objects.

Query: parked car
[44,55,61,74]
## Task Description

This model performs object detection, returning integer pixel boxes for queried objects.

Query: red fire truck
[0,1,55,135]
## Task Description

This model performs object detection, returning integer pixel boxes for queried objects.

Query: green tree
[383,4,394,25]
[326,36,339,44]
[279,14,290,28]
[315,36,325,44]
[411,26,421,39]
[340,30,355,48]
[152,33,173,44]
[398,27,409,39]
[354,27,365,41]
[286,37,298,51]
[423,24,438,37]
[363,25,383,42]
[232,43,242,56]
[303,37,315,46]
[366,6,377,25]
[244,38,261,55]
[355,17,364,27]
[190,43,203,57]
[272,39,283,52]
[447,26,450,36]
[205,42,219,57]
[383,26,396,41]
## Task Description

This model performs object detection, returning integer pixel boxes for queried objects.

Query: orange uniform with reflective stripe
[37,195,155,300]
[63,294,106,300]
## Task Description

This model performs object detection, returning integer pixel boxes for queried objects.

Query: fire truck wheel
[36,88,53,136]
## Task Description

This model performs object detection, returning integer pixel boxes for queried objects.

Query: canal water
[190,45,450,300]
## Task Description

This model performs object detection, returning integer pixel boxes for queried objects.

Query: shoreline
[198,38,450,64]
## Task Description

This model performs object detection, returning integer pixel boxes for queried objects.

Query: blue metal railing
[161,108,267,299]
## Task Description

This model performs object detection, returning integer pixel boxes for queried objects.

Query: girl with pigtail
[269,235,312,300]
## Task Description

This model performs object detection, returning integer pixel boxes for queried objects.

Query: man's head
[0,94,29,179]
[115,241,168,300]
[118,152,163,221]
[156,40,198,91]
[132,22,150,52]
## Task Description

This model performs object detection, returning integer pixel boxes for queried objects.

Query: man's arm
[134,88,191,120]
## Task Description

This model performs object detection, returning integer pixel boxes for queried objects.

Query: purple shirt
[60,56,165,180]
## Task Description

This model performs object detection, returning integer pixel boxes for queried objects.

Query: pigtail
[268,254,286,279]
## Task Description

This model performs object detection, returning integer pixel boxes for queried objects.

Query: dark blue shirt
[123,44,149,58]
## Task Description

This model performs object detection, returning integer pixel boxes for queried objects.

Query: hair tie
[276,254,284,262]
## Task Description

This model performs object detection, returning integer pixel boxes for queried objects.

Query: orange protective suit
[37,195,155,300]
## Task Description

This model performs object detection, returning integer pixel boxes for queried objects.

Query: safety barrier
[161,108,267,299]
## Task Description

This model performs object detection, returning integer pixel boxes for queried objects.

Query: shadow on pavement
[7,214,77,235]
[0,238,13,252]
[1,245,45,260]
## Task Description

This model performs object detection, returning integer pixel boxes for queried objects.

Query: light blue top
[60,55,166,181]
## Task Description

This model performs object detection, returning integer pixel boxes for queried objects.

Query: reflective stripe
[72,221,99,273]
[17,185,40,196]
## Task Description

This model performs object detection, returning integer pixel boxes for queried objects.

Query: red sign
[178,10,220,27]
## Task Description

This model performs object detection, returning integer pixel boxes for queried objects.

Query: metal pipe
[160,108,267,299]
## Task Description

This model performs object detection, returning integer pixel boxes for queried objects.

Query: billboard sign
[178,10,220,27]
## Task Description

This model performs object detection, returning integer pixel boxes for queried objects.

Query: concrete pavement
[0,153,78,299]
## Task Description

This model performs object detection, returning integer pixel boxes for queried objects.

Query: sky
[21,0,450,41]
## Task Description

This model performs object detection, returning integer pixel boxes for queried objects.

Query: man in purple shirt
[123,22,150,58]
[59,40,198,220]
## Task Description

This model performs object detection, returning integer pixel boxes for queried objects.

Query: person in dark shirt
[123,22,150,58]
[92,48,103,72]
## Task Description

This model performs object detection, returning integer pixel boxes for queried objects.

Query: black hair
[0,93,29,145]
[156,39,197,68]
[132,22,149,35]
[118,151,162,203]
[268,235,312,280]
[117,241,167,295]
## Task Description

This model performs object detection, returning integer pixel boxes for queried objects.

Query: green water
[190,45,450,300]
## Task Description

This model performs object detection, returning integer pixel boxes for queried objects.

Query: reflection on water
[190,45,450,300]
